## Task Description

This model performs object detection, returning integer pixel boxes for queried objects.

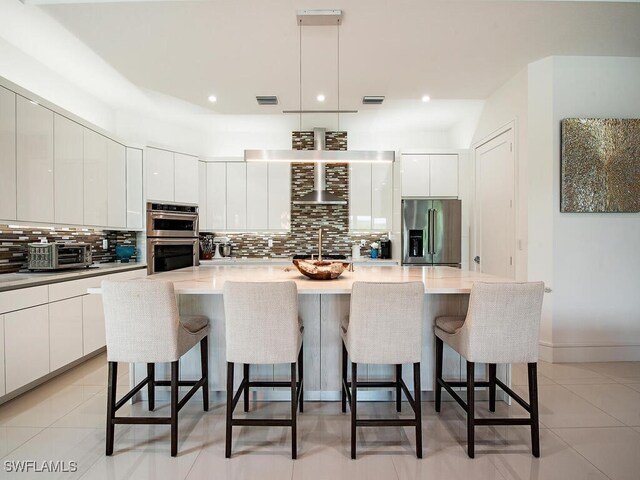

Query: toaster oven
[27,243,93,271]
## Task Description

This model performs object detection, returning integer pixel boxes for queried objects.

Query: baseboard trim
[539,343,640,363]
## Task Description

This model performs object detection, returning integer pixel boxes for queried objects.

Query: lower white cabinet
[4,304,50,393]
[0,315,4,396]
[49,297,84,371]
[82,293,105,355]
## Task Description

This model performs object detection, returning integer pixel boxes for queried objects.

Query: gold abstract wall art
[560,118,640,213]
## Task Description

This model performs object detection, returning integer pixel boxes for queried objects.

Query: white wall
[548,56,640,361]
[470,67,529,281]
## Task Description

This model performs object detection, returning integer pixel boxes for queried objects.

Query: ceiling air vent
[256,95,278,106]
[362,96,385,105]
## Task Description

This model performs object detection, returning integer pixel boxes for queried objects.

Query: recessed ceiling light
[421,95,431,103]
[208,95,217,103]
[317,94,326,102]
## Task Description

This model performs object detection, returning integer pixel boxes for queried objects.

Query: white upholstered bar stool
[434,281,544,458]
[223,281,303,459]
[341,281,425,459]
[101,279,210,457]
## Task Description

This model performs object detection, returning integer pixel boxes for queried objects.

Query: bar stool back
[223,281,303,459]
[341,281,424,459]
[102,279,210,457]
[434,281,544,458]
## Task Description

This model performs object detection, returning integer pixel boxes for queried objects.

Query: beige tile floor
[1,354,639,479]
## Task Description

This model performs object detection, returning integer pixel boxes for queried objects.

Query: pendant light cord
[299,21,302,132]
[337,20,340,133]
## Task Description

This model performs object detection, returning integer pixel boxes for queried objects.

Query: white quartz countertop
[0,262,146,292]
[199,257,398,266]
[91,265,514,295]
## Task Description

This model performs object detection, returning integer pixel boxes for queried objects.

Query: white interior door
[474,129,515,278]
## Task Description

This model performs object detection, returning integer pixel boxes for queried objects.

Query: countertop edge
[0,264,147,293]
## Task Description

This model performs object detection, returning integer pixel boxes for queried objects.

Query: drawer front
[0,286,48,314]
[48,276,104,302]
[109,269,146,281]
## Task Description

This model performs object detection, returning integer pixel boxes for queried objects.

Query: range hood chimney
[292,128,347,205]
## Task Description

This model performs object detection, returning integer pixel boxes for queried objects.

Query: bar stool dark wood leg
[291,362,297,460]
[341,342,347,413]
[489,363,497,413]
[396,364,402,412]
[170,360,179,457]
[225,362,234,459]
[435,337,443,412]
[298,346,304,413]
[147,363,155,411]
[243,364,250,412]
[467,361,475,459]
[105,361,117,456]
[200,337,209,411]
[528,362,540,458]
[413,362,423,459]
[351,362,358,460]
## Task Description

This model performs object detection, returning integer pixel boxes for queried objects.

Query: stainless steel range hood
[294,128,346,205]
[244,128,394,205]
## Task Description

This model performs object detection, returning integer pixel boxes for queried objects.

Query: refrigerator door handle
[431,209,438,254]
[428,209,435,255]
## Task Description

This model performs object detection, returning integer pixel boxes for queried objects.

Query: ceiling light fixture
[207,95,217,103]
[317,94,326,102]
[421,95,431,103]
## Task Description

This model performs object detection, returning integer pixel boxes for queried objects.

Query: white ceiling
[35,0,640,115]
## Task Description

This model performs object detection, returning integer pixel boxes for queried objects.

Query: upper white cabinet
[146,147,174,202]
[16,95,54,223]
[268,164,291,230]
[206,162,226,231]
[198,161,208,231]
[246,163,268,230]
[83,129,108,226]
[126,148,143,230]
[349,162,393,231]
[0,87,16,221]
[54,114,84,225]
[107,140,126,229]
[401,153,458,197]
[174,153,199,204]
[226,163,247,230]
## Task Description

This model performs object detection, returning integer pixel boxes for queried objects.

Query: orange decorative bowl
[292,259,350,280]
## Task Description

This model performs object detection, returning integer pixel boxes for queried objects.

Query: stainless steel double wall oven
[146,202,199,275]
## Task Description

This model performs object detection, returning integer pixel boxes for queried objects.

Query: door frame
[471,121,518,278]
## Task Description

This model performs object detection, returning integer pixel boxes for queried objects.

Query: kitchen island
[117,265,515,401]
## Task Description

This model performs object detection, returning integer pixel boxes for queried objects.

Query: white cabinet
[146,147,174,202]
[4,304,49,393]
[268,164,291,230]
[107,140,126,228]
[371,163,393,230]
[226,163,247,230]
[49,297,83,371]
[401,153,458,197]
[401,154,430,197]
[83,129,108,226]
[82,293,105,355]
[198,161,208,231]
[349,163,393,231]
[206,163,226,230]
[0,315,4,396]
[126,148,143,230]
[246,163,268,230]
[16,95,54,223]
[349,163,372,230]
[174,153,199,204]
[54,114,84,225]
[429,154,458,197]
[0,87,16,221]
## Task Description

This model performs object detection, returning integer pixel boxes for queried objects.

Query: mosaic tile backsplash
[204,131,390,258]
[0,225,138,273]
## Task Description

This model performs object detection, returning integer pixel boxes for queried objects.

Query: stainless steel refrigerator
[401,199,461,266]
